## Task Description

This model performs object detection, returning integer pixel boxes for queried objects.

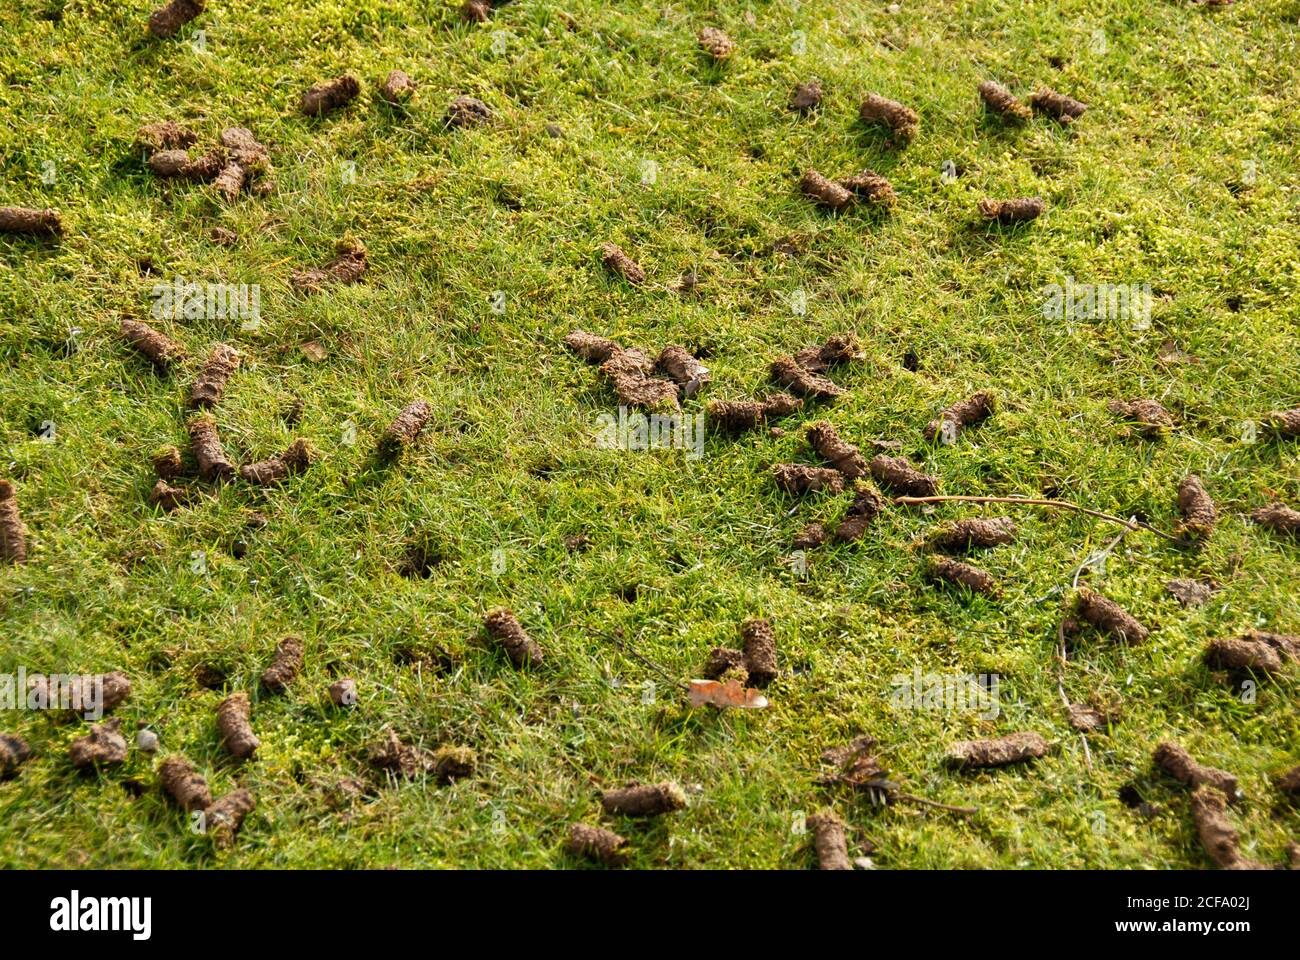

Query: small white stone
[854,856,876,870]
[136,729,159,753]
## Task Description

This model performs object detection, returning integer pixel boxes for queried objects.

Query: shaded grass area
[0,0,1297,868]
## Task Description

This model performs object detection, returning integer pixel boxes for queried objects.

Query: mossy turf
[1,0,1297,868]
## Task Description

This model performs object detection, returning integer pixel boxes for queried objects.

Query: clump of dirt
[1252,502,1300,538]
[69,719,128,768]
[212,127,272,201]
[790,80,822,112]
[793,522,828,549]
[0,734,31,776]
[925,391,995,443]
[1190,785,1266,870]
[655,345,710,397]
[147,147,225,182]
[926,517,1017,552]
[29,672,131,715]
[807,812,852,870]
[367,730,475,783]
[977,81,1031,121]
[834,482,887,542]
[978,197,1045,223]
[484,608,544,668]
[838,169,896,207]
[770,355,843,400]
[158,755,212,811]
[205,788,255,849]
[148,0,204,37]
[290,239,367,293]
[1029,87,1088,124]
[794,335,862,374]
[806,421,866,480]
[869,455,938,497]
[380,399,432,454]
[0,206,62,237]
[216,692,259,759]
[566,823,629,866]
[428,745,476,783]
[600,782,687,817]
[706,394,802,433]
[945,731,1048,769]
[772,464,845,496]
[1176,475,1216,541]
[149,480,188,512]
[0,480,29,564]
[1245,630,1300,659]
[260,637,304,693]
[1264,408,1300,438]
[1204,636,1284,676]
[1166,578,1215,607]
[927,556,998,596]
[702,646,746,680]
[447,95,491,127]
[698,26,735,59]
[1153,742,1238,798]
[189,343,240,409]
[564,330,623,364]
[462,0,492,21]
[817,737,893,802]
[239,439,315,484]
[135,121,196,151]
[859,93,918,143]
[741,618,778,687]
[799,169,853,209]
[1072,587,1149,644]
[210,226,236,245]
[592,344,679,411]
[378,70,416,103]
[1107,398,1173,437]
[1276,765,1300,798]
[187,416,235,482]
[1067,702,1118,733]
[600,242,646,285]
[121,318,185,372]
[328,678,357,707]
[300,75,361,116]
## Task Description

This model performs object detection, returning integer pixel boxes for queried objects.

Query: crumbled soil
[379,70,416,104]
[216,692,259,759]
[189,343,240,409]
[121,318,185,372]
[158,755,212,811]
[1107,398,1174,437]
[793,522,828,549]
[1244,629,1300,660]
[205,788,255,849]
[69,719,128,768]
[239,439,315,484]
[462,0,492,22]
[328,678,357,707]
[927,516,1017,552]
[29,671,131,715]
[770,355,843,399]
[148,0,205,38]
[740,618,778,687]
[379,399,432,455]
[600,242,646,284]
[1264,407,1300,438]
[702,646,746,680]
[859,93,918,143]
[0,206,62,237]
[566,823,629,866]
[790,80,822,112]
[135,120,197,151]
[599,352,680,411]
[148,147,225,182]
[0,480,29,564]
[697,26,735,59]
[794,335,862,374]
[807,812,852,870]
[833,482,886,542]
[300,75,361,116]
[806,421,866,480]
[1252,502,1300,538]
[978,81,1031,121]
[655,345,710,397]
[799,169,853,209]
[978,197,1045,223]
[1204,636,1284,676]
[927,556,998,596]
[925,391,995,442]
[945,731,1048,769]
[213,127,272,201]
[148,479,188,512]
[1166,577,1215,607]
[817,736,892,796]
[290,239,367,293]
[1073,587,1149,644]
[869,454,938,497]
[837,169,896,207]
[1067,702,1117,733]
[484,608,544,668]
[706,393,802,432]
[1153,742,1238,798]
[0,734,31,776]
[447,95,491,127]
[772,463,845,496]
[1029,87,1088,124]
[1190,785,1267,870]
[599,782,687,817]
[367,730,475,783]
[260,637,304,693]
[187,416,235,482]
[1176,474,1217,540]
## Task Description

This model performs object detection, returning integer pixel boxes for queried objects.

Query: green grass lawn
[1,0,1297,869]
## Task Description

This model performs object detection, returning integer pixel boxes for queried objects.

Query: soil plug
[430,746,477,784]
[446,95,491,127]
[328,678,357,707]
[600,242,646,285]
[69,719,128,768]
[978,197,1045,224]
[380,399,433,454]
[291,239,367,293]
[564,330,625,364]
[655,345,710,397]
[462,0,492,22]
[1029,87,1088,124]
[0,480,29,563]
[869,455,938,497]
[702,647,746,679]
[927,556,998,596]
[121,318,185,372]
[149,480,188,512]
[599,356,679,411]
[834,482,886,542]
[1191,785,1267,870]
[790,80,822,112]
[1204,636,1284,676]
[189,343,240,408]
[1176,475,1216,541]
[148,147,225,182]
[741,618,778,687]
[859,93,918,143]
[148,0,204,37]
[1107,398,1173,437]
[600,782,687,817]
[1073,587,1149,644]
[698,26,735,60]
[1153,742,1238,798]
[925,391,995,443]
[0,734,31,776]
[135,121,196,151]
[29,671,131,715]
[837,170,896,206]
[216,692,259,759]
[205,788,255,849]
[794,335,862,374]
[926,517,1017,552]
[772,464,845,496]
[770,355,843,400]
[260,637,304,693]
[187,416,234,482]
[1264,408,1300,438]
[0,206,62,237]
[158,756,212,811]
[300,75,361,116]
[566,823,629,866]
[806,421,867,479]
[239,439,315,484]
[213,127,271,201]
[706,394,802,433]
[978,81,1031,121]
[1275,765,1300,798]
[1252,502,1300,538]
[945,731,1047,769]
[793,522,828,549]
[379,70,416,104]
[484,608,544,668]
[800,169,853,209]
[807,812,852,870]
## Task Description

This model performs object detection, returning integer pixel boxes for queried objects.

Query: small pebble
[136,729,159,753]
